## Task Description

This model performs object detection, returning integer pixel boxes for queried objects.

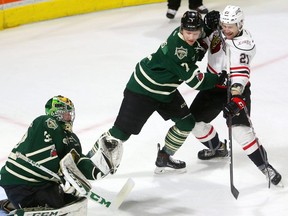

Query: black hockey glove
[197,38,208,61]
[216,70,227,87]
[204,10,220,31]
[223,95,246,118]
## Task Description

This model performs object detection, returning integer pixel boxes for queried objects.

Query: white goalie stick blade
[88,178,135,210]
[110,178,135,210]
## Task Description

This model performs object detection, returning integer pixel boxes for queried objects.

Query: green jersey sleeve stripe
[5,165,40,183]
[133,70,177,95]
[139,63,180,87]
[37,155,59,165]
[7,157,52,181]
[26,144,56,157]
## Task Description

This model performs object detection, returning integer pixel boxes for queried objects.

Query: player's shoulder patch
[45,118,59,130]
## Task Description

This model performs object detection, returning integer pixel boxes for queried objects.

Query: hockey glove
[204,10,220,30]
[216,70,227,87]
[223,95,246,118]
[197,38,208,61]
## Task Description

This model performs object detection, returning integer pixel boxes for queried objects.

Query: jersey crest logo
[46,118,58,130]
[175,46,187,59]
[210,34,221,54]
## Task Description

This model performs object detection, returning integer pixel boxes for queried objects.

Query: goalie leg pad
[8,197,88,216]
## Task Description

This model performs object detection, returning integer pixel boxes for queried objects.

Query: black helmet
[181,10,203,31]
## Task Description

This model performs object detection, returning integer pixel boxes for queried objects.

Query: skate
[154,144,186,174]
[0,199,15,213]
[166,9,177,19]
[191,5,208,14]
[260,164,283,187]
[198,140,228,160]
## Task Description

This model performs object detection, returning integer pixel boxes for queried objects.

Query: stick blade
[231,185,239,199]
[111,178,135,210]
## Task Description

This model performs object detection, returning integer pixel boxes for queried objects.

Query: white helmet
[220,5,244,31]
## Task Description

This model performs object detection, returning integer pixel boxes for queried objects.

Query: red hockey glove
[223,95,246,118]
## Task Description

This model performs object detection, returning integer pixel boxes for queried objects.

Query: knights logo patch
[175,46,188,60]
[210,34,221,54]
[46,118,58,130]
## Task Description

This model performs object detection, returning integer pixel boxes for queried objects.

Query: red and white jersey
[205,29,256,88]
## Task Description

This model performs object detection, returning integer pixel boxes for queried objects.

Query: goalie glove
[89,132,123,175]
[223,95,246,118]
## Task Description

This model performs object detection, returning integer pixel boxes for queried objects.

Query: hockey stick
[225,44,240,200]
[243,107,271,188]
[217,25,239,199]
[15,152,134,209]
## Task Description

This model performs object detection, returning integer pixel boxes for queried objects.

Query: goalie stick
[15,152,134,210]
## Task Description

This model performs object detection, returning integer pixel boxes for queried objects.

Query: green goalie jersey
[0,115,98,186]
[126,27,219,102]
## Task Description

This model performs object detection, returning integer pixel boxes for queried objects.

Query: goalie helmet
[45,95,75,125]
[220,5,244,31]
[181,10,203,31]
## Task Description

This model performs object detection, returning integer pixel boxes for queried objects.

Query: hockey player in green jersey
[87,10,227,175]
[0,95,107,213]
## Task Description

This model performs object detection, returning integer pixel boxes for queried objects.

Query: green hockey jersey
[0,115,98,186]
[126,27,219,102]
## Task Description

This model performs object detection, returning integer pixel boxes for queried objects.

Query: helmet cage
[46,96,75,123]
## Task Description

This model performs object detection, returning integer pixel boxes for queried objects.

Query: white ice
[0,0,288,215]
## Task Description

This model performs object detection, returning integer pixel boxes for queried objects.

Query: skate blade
[274,181,284,188]
[198,157,229,162]
[154,166,187,175]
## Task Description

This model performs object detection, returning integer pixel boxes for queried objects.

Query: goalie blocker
[59,153,92,196]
